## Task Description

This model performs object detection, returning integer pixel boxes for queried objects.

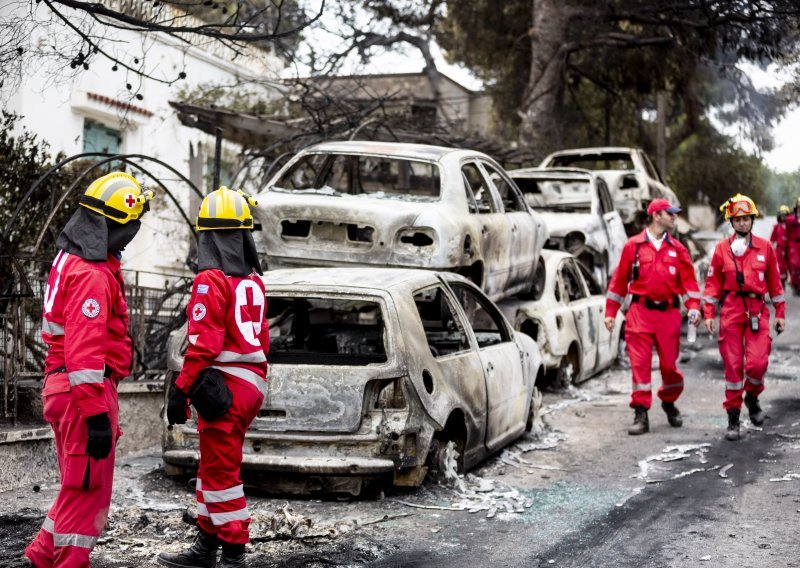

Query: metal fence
[1,267,192,422]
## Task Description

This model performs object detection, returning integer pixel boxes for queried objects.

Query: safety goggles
[727,200,754,216]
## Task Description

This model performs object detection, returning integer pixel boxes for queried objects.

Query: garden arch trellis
[1,153,205,423]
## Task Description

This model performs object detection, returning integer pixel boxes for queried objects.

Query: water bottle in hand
[687,313,697,343]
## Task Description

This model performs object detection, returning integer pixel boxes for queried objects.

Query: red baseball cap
[647,198,682,216]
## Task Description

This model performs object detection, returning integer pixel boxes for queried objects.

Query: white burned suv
[252,141,548,301]
[539,146,679,230]
[162,268,544,495]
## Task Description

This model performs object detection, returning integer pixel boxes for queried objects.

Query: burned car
[498,251,624,384]
[252,141,548,301]
[162,268,545,495]
[508,167,627,286]
[539,147,679,231]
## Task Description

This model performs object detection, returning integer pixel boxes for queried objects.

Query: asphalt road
[1,296,799,567]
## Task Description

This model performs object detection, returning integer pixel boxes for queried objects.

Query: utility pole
[656,91,667,177]
[212,127,223,191]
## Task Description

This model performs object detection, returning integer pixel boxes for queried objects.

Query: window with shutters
[82,119,121,155]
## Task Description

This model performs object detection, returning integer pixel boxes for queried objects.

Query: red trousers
[195,376,263,545]
[625,303,684,409]
[26,373,119,568]
[718,300,771,411]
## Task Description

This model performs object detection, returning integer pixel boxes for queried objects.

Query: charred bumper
[162,449,397,475]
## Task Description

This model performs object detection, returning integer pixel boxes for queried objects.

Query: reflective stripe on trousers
[40,516,98,548]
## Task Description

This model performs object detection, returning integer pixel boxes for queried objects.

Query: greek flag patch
[196,284,209,294]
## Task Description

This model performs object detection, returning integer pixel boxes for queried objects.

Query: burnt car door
[560,258,599,377]
[480,161,538,292]
[445,279,527,451]
[411,284,488,464]
[575,260,613,369]
[596,177,627,274]
[460,160,512,298]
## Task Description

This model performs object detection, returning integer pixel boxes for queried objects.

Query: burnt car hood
[253,192,433,264]
[539,211,599,237]
[253,364,406,433]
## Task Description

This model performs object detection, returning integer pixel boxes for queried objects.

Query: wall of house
[321,73,490,139]
[1,1,284,288]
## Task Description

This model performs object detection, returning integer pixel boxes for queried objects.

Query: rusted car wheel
[557,346,580,387]
[426,433,465,483]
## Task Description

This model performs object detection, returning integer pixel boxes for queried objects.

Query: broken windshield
[546,152,635,171]
[514,178,593,213]
[267,296,388,365]
[272,153,441,201]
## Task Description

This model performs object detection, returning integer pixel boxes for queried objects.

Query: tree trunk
[518,0,576,159]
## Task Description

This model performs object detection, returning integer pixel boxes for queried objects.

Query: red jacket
[702,235,786,320]
[785,213,800,274]
[175,269,269,397]
[771,221,788,277]
[605,230,701,319]
[42,250,133,417]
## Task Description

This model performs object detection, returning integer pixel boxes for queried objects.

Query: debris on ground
[769,473,800,482]
[540,386,598,416]
[635,444,712,481]
[394,472,533,520]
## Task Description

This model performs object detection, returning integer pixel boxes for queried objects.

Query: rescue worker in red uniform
[604,198,702,435]
[158,187,268,568]
[771,204,790,283]
[783,197,800,294]
[702,194,786,441]
[26,172,154,567]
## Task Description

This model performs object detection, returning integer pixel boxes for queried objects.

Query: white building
[1,0,285,287]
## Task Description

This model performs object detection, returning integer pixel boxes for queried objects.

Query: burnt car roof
[509,167,594,179]
[297,140,465,161]
[545,147,637,156]
[263,267,466,294]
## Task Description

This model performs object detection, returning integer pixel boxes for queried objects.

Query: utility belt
[631,294,680,311]
[720,290,764,304]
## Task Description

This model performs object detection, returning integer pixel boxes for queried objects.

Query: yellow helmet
[720,193,759,220]
[196,186,259,231]
[80,172,155,224]
[779,204,791,215]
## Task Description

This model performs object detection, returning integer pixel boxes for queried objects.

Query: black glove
[86,413,113,460]
[189,368,232,422]
[167,386,189,425]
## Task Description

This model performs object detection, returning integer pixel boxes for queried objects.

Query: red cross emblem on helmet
[124,193,137,208]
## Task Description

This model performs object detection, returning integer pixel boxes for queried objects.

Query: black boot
[218,543,247,568]
[725,408,741,441]
[661,402,683,428]
[628,406,649,435]
[157,530,218,568]
[744,393,765,426]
